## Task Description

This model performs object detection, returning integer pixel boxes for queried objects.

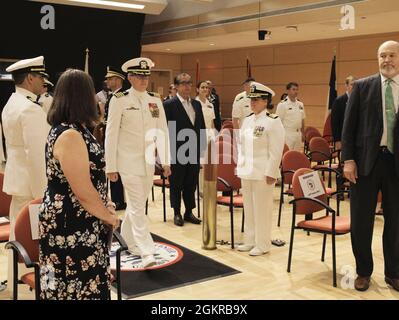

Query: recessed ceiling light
[209,43,215,46]
[70,0,145,10]
[165,48,171,51]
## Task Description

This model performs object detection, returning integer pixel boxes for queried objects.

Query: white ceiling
[30,0,168,14]
[142,0,399,54]
[145,0,261,24]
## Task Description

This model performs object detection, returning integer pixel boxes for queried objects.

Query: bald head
[378,41,399,54]
[378,40,399,78]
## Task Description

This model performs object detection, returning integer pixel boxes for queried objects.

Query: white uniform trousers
[285,130,302,151]
[241,179,274,252]
[7,195,33,297]
[119,173,155,257]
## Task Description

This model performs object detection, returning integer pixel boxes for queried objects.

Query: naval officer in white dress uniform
[232,77,255,130]
[105,57,171,268]
[236,82,285,256]
[2,56,50,293]
[275,82,305,151]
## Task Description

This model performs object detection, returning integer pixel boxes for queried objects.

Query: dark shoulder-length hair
[47,69,99,126]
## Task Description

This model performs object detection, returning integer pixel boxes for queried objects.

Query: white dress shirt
[380,74,399,146]
[177,93,195,125]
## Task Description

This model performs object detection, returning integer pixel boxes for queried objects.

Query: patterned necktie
[385,79,396,153]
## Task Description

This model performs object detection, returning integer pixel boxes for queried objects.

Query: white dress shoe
[142,255,156,268]
[127,246,141,256]
[249,247,268,256]
[237,244,255,252]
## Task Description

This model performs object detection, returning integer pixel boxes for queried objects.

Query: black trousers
[169,164,199,213]
[350,150,399,278]
[110,174,125,205]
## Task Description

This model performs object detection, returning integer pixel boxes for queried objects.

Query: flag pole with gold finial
[84,48,90,74]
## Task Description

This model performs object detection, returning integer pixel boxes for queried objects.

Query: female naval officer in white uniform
[236,82,285,256]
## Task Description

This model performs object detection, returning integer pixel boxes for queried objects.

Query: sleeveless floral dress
[39,123,110,300]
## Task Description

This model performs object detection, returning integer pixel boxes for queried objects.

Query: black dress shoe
[115,202,127,211]
[184,212,201,224]
[385,277,399,292]
[354,276,370,291]
[174,214,184,227]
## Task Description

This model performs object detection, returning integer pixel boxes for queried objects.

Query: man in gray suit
[342,40,399,292]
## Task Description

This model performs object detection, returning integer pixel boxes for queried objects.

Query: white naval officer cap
[105,66,125,80]
[122,57,154,76]
[6,56,47,76]
[247,81,275,99]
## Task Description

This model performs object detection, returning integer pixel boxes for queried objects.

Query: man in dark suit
[104,66,127,211]
[331,75,356,150]
[164,73,206,226]
[342,40,399,292]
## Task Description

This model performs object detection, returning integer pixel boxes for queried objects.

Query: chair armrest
[329,189,350,198]
[308,150,331,160]
[5,240,36,268]
[113,231,128,251]
[314,166,341,177]
[155,162,163,172]
[282,169,296,175]
[155,162,166,179]
[289,197,335,213]
[217,177,232,190]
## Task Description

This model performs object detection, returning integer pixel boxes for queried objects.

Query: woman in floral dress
[39,69,119,300]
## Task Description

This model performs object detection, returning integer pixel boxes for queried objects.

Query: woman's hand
[106,201,116,214]
[107,173,119,182]
[105,213,120,231]
[266,176,276,185]
[162,165,171,178]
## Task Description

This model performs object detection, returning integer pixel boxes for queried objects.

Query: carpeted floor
[110,234,239,299]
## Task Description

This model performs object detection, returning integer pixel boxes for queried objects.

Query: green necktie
[385,79,396,153]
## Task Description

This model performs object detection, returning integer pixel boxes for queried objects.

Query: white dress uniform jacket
[275,98,305,131]
[105,87,170,176]
[237,110,285,180]
[232,91,252,127]
[2,87,50,198]
[276,98,305,151]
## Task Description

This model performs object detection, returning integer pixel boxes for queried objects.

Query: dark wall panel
[1,0,145,90]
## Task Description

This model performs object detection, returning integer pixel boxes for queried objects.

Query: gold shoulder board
[114,91,128,98]
[148,91,160,98]
[266,112,279,119]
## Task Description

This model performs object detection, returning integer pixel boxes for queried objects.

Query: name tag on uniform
[253,126,265,137]
[244,105,249,108]
[126,106,139,110]
[207,104,213,109]
[148,103,160,118]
